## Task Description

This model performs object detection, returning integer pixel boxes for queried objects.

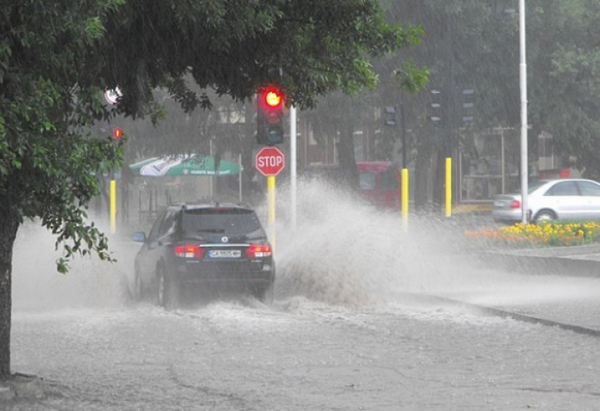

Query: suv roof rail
[173,200,254,210]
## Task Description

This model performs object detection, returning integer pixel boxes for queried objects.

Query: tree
[302,91,376,189]
[525,0,600,179]
[381,0,600,205]
[0,0,422,380]
[0,1,125,380]
[377,0,519,208]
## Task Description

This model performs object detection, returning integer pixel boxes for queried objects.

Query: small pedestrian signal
[112,127,124,140]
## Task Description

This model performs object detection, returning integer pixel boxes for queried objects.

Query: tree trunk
[432,150,445,208]
[337,122,359,190]
[414,147,430,212]
[0,211,19,381]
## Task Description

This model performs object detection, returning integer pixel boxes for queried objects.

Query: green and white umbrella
[129,155,241,177]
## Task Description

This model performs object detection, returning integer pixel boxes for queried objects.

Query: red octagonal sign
[255,146,285,177]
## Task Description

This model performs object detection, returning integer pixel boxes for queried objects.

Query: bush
[465,221,600,247]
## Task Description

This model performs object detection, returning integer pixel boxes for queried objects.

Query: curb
[0,374,46,401]
[0,385,14,401]
[482,246,600,277]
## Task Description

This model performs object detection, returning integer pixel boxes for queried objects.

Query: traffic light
[112,127,124,140]
[384,106,396,126]
[257,86,285,145]
[462,88,475,125]
[429,89,443,127]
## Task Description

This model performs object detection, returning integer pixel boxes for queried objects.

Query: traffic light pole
[290,106,297,230]
[267,176,276,251]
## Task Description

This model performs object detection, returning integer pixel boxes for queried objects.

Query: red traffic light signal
[262,88,283,109]
[257,86,285,145]
[112,127,123,140]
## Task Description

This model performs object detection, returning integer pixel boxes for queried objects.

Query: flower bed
[465,221,600,247]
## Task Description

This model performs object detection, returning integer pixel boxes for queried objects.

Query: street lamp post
[519,0,529,224]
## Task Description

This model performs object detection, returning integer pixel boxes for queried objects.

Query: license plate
[208,250,241,258]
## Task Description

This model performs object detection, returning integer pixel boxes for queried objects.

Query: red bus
[357,161,401,209]
[301,162,401,210]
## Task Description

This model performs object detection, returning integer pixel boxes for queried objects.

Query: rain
[4,1,600,410]
[7,177,600,410]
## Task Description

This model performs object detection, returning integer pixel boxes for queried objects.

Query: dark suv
[132,203,275,308]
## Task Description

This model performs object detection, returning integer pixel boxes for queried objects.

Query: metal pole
[445,157,452,217]
[110,179,117,233]
[268,176,276,252]
[401,168,409,231]
[290,106,297,230]
[238,152,243,203]
[400,104,407,168]
[209,139,214,199]
[519,0,529,223]
[458,154,463,202]
[501,130,506,193]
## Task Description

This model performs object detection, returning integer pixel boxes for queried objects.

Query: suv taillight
[175,244,205,259]
[245,244,272,258]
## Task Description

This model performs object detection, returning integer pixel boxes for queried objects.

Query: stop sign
[255,147,285,177]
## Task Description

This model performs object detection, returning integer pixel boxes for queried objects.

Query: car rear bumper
[174,260,274,286]
[492,209,522,223]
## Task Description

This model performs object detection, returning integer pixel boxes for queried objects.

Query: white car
[492,179,600,223]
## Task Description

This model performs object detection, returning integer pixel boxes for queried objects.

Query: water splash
[272,178,482,307]
[12,220,133,313]
[16,177,592,314]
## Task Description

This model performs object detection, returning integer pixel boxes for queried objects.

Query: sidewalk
[0,373,46,401]
[483,244,600,277]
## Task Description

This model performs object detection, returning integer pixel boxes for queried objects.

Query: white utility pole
[519,0,529,224]
[290,106,297,230]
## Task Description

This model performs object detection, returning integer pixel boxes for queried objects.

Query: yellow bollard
[401,168,409,231]
[267,176,276,252]
[445,157,452,217]
[110,179,117,233]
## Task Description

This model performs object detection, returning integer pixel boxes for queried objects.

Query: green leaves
[85,16,106,40]
[89,0,420,113]
[1,0,420,274]
[0,1,124,273]
[394,60,429,94]
[53,216,115,274]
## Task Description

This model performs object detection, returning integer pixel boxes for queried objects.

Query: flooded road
[8,185,600,410]
[9,294,600,411]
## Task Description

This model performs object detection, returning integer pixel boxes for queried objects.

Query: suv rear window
[182,208,264,237]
